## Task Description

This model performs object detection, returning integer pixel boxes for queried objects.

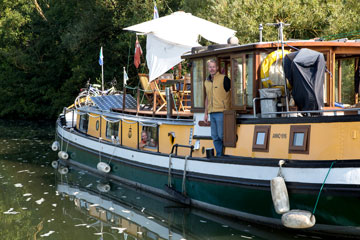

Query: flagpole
[101,61,104,92]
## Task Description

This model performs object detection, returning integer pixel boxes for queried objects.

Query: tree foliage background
[0,0,359,119]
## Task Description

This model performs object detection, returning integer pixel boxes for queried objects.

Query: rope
[139,90,146,109]
[126,35,131,74]
[107,143,117,165]
[77,111,88,116]
[64,127,72,153]
[101,115,121,123]
[125,85,141,91]
[60,127,64,151]
[167,154,173,187]
[98,137,102,162]
[182,155,189,194]
[88,113,100,118]
[320,30,360,40]
[122,118,137,124]
[139,122,157,127]
[312,160,336,215]
[284,42,300,51]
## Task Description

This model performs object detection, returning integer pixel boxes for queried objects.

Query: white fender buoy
[51,141,60,151]
[97,183,111,193]
[97,162,111,173]
[51,160,59,169]
[58,151,69,160]
[281,209,316,229]
[270,176,290,214]
[58,166,69,175]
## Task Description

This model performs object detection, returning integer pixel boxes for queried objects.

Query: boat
[53,12,360,238]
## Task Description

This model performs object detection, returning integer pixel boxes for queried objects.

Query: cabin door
[230,53,254,111]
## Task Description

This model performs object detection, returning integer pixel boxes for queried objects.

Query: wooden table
[157,79,190,112]
[157,79,184,89]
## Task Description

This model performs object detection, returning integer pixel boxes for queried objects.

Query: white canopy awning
[124,11,236,81]
[146,34,192,82]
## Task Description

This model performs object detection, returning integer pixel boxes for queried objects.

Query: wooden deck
[112,108,193,118]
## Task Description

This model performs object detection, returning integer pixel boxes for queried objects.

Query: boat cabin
[69,39,360,160]
[184,40,360,114]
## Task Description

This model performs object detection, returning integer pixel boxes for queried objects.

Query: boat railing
[60,107,77,128]
[170,144,194,157]
[252,97,283,118]
[253,97,360,118]
[263,108,360,117]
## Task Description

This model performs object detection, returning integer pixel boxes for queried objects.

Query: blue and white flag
[98,47,103,66]
[153,2,159,19]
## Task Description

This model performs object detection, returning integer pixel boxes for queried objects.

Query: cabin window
[322,53,329,105]
[293,133,304,146]
[140,125,158,149]
[246,54,254,106]
[231,53,254,109]
[252,125,271,152]
[289,125,310,154]
[192,59,204,108]
[106,121,119,140]
[79,114,89,133]
[335,58,355,105]
[219,58,231,76]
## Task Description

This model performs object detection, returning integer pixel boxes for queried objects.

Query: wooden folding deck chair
[139,73,153,103]
[138,74,167,112]
[151,80,167,112]
[177,75,191,112]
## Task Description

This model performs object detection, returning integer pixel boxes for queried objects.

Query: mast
[267,22,290,113]
[99,46,104,92]
[101,61,104,92]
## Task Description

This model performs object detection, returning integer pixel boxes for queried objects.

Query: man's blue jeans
[210,112,224,156]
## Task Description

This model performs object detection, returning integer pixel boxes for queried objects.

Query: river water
[0,120,327,240]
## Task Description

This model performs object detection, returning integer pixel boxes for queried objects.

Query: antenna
[266,22,290,113]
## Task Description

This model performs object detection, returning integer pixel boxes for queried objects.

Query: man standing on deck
[204,59,231,156]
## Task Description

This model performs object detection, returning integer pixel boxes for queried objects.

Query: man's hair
[207,59,217,66]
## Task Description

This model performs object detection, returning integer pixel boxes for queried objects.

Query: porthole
[252,125,271,152]
[289,125,311,154]
[96,120,99,131]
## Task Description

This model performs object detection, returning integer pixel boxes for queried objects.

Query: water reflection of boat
[58,184,182,240]
[57,171,185,240]
[54,11,360,238]
[56,167,309,240]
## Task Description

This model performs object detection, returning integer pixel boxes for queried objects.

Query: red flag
[134,37,143,69]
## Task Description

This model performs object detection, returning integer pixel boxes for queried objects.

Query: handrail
[252,97,280,117]
[262,107,360,116]
[252,97,360,118]
[170,144,194,157]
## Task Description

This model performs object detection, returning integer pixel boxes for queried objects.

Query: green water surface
[0,120,329,240]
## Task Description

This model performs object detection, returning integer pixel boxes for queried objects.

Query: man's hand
[204,113,208,124]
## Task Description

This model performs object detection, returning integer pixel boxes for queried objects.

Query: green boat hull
[58,139,360,232]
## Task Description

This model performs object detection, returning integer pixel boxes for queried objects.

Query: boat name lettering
[272,133,287,139]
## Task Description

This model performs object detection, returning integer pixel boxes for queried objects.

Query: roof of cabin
[182,39,360,59]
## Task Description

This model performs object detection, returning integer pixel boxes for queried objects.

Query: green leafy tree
[0,0,359,119]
